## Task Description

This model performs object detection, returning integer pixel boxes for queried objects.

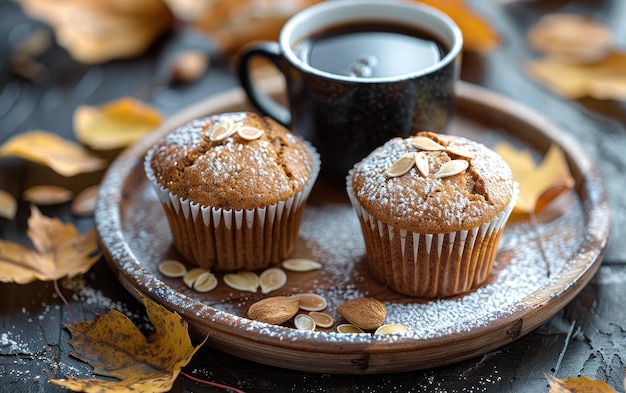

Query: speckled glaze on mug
[238,0,463,184]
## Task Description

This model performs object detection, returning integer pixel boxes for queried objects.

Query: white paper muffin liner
[347,170,519,298]
[144,142,320,272]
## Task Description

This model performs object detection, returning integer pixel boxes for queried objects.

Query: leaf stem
[53,279,76,324]
[181,371,247,393]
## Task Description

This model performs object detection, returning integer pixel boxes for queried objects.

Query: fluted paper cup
[347,170,518,298]
[145,144,320,272]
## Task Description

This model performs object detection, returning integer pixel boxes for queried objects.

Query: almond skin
[336,297,387,330]
[247,296,300,325]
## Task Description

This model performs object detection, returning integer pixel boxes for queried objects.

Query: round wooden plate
[95,80,610,374]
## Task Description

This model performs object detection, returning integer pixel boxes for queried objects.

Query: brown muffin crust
[148,112,313,210]
[351,132,514,233]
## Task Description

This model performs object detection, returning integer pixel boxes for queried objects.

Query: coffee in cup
[238,0,463,183]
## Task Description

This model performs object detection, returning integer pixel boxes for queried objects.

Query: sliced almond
[247,296,300,325]
[414,151,429,177]
[224,271,259,292]
[434,159,469,179]
[446,146,475,159]
[337,297,386,330]
[386,152,416,178]
[71,185,99,216]
[259,267,287,294]
[23,185,73,205]
[0,189,17,220]
[170,50,209,85]
[412,136,445,151]
[282,258,322,272]
[336,324,365,334]
[309,311,334,328]
[239,271,260,288]
[237,126,264,140]
[158,259,187,278]
[294,314,316,331]
[183,267,210,288]
[291,293,327,312]
[207,120,238,141]
[193,271,218,292]
[374,323,411,335]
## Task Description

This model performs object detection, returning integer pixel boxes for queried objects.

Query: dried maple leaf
[49,292,204,393]
[494,142,575,214]
[74,97,164,150]
[0,206,100,284]
[415,0,500,52]
[0,131,107,177]
[527,52,626,100]
[546,374,617,393]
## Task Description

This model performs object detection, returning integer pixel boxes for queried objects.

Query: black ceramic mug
[238,0,463,184]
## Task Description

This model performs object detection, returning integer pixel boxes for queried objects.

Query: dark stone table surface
[1,0,625,392]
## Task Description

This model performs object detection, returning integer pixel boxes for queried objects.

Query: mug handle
[237,41,291,127]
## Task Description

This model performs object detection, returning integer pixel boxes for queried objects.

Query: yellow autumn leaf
[415,0,500,52]
[74,97,164,150]
[49,292,205,393]
[494,142,575,214]
[0,205,100,284]
[0,131,107,177]
[546,374,617,393]
[527,51,626,100]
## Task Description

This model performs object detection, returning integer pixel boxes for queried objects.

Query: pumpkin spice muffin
[144,112,320,272]
[347,132,518,298]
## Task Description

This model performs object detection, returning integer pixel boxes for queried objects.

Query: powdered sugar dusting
[94,108,609,371]
[351,135,514,233]
[295,198,584,339]
[98,167,589,341]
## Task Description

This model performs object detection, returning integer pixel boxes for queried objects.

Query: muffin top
[350,132,515,233]
[147,112,315,210]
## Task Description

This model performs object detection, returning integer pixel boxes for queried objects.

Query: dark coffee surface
[295,22,444,78]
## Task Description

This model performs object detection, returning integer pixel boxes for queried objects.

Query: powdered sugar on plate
[98,170,587,342]
[93,82,610,373]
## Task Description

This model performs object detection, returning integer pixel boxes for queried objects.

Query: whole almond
[336,297,387,330]
[247,296,300,325]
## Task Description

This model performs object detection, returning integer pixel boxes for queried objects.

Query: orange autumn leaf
[546,374,617,393]
[527,52,626,100]
[0,206,100,284]
[0,131,107,176]
[494,142,575,214]
[74,97,164,150]
[49,292,204,393]
[415,0,499,52]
